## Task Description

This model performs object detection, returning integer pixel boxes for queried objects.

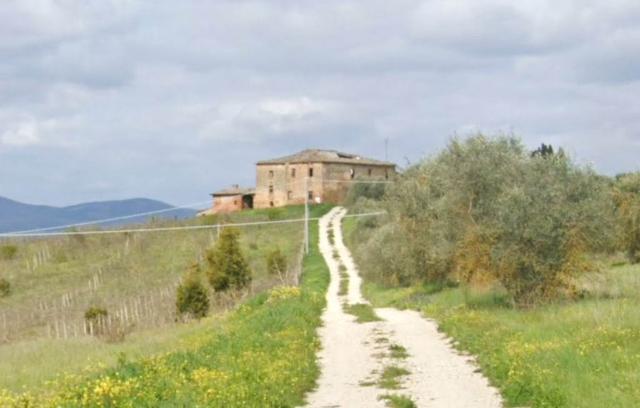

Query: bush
[369,135,615,306]
[206,228,251,291]
[345,182,387,205]
[84,306,108,321]
[266,248,288,283]
[176,278,210,319]
[0,278,10,297]
[614,173,640,263]
[0,245,18,260]
[84,306,108,336]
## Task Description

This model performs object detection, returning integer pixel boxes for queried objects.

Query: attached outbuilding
[208,185,255,214]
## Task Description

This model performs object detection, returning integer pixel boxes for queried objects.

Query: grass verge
[344,216,640,407]
[0,217,331,407]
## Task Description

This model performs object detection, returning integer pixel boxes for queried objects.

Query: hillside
[0,196,197,233]
[0,205,331,395]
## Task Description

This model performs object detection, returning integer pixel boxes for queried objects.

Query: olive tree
[614,173,640,263]
[372,134,615,306]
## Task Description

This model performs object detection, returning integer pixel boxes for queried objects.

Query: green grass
[0,316,225,392]
[389,344,408,359]
[360,269,640,407]
[0,204,331,393]
[378,366,410,390]
[0,214,331,407]
[344,303,382,323]
[344,216,640,407]
[379,394,417,408]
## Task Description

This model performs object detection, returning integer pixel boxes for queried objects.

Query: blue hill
[0,196,197,234]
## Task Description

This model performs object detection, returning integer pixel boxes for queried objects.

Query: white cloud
[0,0,639,205]
[0,119,40,147]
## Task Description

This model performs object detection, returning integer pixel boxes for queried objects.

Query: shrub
[0,278,10,297]
[0,245,18,260]
[84,306,108,321]
[614,173,640,263]
[369,134,615,306]
[176,278,210,319]
[266,248,288,283]
[206,228,251,291]
[84,306,108,336]
[345,182,387,205]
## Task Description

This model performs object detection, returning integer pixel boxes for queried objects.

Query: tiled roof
[257,149,395,166]
[211,186,256,197]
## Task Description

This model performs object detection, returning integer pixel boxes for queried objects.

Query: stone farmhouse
[203,149,396,215]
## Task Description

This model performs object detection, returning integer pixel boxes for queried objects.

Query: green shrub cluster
[613,173,640,263]
[176,276,210,319]
[356,135,616,306]
[206,228,251,292]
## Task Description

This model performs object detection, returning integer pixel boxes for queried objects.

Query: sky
[0,0,639,207]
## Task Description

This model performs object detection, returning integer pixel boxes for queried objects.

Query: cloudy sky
[1,0,638,207]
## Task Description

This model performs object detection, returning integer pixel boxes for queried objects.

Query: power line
[3,179,393,236]
[3,200,212,236]
[0,211,386,239]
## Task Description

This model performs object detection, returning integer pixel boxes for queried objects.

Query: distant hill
[0,196,197,234]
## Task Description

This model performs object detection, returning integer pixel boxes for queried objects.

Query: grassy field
[344,217,640,408]
[0,215,330,406]
[0,204,330,393]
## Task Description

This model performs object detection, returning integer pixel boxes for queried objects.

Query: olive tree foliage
[613,173,640,263]
[363,135,615,306]
[206,228,252,292]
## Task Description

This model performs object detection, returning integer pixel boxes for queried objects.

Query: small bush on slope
[206,228,251,292]
[176,277,210,319]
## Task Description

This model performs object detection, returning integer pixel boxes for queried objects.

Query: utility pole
[304,174,310,254]
[385,137,389,161]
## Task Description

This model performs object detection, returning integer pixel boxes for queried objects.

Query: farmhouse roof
[257,149,395,166]
[211,186,256,197]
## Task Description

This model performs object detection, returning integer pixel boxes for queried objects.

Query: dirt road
[305,207,503,408]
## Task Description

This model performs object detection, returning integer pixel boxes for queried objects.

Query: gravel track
[305,207,503,408]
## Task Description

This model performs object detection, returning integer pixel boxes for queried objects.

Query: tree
[614,173,640,263]
[370,135,614,306]
[206,228,251,291]
[176,277,210,319]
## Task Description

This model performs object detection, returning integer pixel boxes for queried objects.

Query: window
[308,191,313,200]
[385,169,389,180]
[270,201,274,207]
[368,168,372,176]
[308,167,314,177]
[291,168,296,178]
[287,191,293,200]
[269,170,274,178]
[269,185,274,194]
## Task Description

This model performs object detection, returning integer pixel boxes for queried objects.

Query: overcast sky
[0,0,638,207]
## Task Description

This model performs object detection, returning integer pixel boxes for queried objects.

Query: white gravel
[305,207,503,408]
